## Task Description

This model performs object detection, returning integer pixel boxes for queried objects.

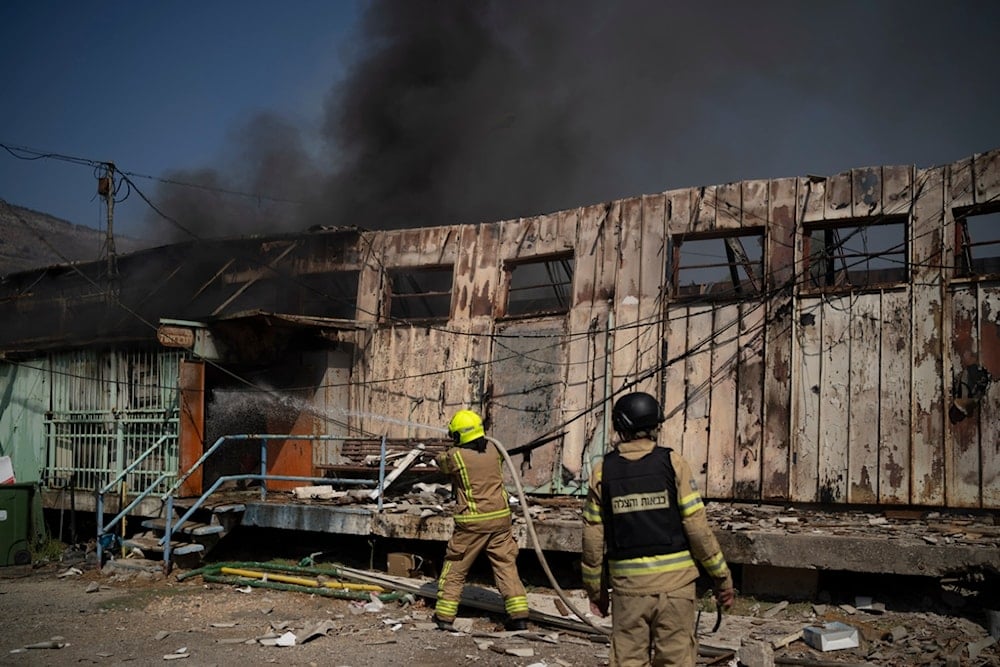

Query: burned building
[1,149,998,582]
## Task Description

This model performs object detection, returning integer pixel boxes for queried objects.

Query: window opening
[388,266,453,321]
[668,232,764,300]
[298,270,359,319]
[954,209,1000,277]
[804,218,907,289]
[505,254,574,317]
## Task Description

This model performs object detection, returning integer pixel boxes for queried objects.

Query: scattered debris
[803,622,860,651]
[24,637,67,649]
[56,567,82,578]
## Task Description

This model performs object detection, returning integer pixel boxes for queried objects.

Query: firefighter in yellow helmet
[433,409,530,631]
[582,392,735,666]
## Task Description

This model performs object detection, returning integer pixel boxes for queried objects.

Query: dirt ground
[1,555,999,667]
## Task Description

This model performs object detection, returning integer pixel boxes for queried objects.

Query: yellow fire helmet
[448,409,485,445]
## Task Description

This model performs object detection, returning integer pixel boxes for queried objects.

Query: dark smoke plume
[145,0,1000,241]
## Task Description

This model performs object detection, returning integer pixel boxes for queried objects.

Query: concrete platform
[238,494,1000,579]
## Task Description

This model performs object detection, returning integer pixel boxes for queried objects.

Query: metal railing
[100,433,383,570]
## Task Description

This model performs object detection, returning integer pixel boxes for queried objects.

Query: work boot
[505,617,528,631]
[434,615,456,631]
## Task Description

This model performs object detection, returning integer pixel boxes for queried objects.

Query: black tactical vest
[601,446,690,560]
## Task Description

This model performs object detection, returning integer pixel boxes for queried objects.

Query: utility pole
[98,162,119,298]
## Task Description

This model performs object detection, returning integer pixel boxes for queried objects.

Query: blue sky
[1,1,361,237]
[2,1,999,243]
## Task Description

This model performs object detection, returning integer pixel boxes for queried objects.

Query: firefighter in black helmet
[582,392,735,666]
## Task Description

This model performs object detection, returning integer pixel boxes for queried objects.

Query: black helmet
[612,392,664,435]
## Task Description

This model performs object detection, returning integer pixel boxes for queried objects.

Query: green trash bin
[0,483,33,567]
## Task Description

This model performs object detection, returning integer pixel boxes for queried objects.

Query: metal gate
[44,349,183,494]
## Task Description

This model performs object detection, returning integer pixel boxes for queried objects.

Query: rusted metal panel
[734,302,764,499]
[852,167,882,218]
[879,290,911,503]
[682,304,713,491]
[847,293,881,504]
[761,177,797,499]
[974,149,1000,205]
[792,297,822,502]
[817,297,850,502]
[611,198,642,391]
[947,286,981,507]
[691,185,717,234]
[980,288,1000,507]
[716,182,742,230]
[178,360,205,498]
[635,194,666,396]
[706,304,738,499]
[825,170,854,220]
[910,165,946,505]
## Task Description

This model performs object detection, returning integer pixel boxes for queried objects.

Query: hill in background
[0,199,152,276]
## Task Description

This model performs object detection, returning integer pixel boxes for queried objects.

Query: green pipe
[201,573,405,602]
[178,560,347,582]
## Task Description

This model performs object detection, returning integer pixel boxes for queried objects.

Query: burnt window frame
[953,205,1000,279]
[500,252,575,319]
[667,229,765,302]
[385,265,454,323]
[295,269,361,319]
[801,215,908,292]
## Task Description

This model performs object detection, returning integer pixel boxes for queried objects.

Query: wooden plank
[716,182,742,231]
[799,176,826,224]
[682,304,714,491]
[852,166,882,218]
[611,199,641,392]
[847,294,881,504]
[817,296,850,502]
[792,297,822,502]
[662,303,689,447]
[825,170,854,221]
[879,290,911,503]
[691,185,717,234]
[742,180,769,231]
[666,188,693,236]
[949,156,975,211]
[947,286,980,507]
[635,194,666,396]
[734,302,765,500]
[761,177,797,499]
[882,165,914,217]
[910,165,946,505]
[706,304,739,499]
[979,289,1000,508]
[562,207,599,480]
[974,149,1000,206]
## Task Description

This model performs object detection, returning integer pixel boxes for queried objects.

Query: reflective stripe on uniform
[608,550,695,577]
[677,491,704,517]
[582,498,602,523]
[702,550,729,579]
[504,595,529,615]
[581,562,602,588]
[453,507,512,523]
[453,451,478,514]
